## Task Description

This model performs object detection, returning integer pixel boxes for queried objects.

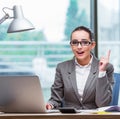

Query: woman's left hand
[99,50,111,71]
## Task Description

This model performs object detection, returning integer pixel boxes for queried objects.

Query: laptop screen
[0,75,46,113]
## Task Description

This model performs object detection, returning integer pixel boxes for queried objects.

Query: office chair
[110,73,120,105]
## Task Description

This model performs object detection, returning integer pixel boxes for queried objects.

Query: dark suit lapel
[68,59,82,102]
[82,56,99,101]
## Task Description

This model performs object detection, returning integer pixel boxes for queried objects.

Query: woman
[46,26,114,110]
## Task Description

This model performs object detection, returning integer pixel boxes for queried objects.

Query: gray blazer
[48,54,114,109]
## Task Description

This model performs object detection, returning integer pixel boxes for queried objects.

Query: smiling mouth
[76,51,84,55]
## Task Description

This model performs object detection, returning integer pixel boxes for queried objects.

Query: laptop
[0,75,53,113]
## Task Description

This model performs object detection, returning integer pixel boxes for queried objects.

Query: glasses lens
[70,40,79,46]
[81,41,91,46]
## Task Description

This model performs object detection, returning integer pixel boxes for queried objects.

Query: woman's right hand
[46,103,53,110]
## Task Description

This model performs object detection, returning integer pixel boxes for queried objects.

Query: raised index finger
[107,50,111,61]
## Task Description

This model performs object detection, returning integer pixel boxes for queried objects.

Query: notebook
[0,75,57,113]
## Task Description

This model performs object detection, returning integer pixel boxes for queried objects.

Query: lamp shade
[7,5,35,33]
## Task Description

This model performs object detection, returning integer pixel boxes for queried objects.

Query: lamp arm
[0,14,9,24]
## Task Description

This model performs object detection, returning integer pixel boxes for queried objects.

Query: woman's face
[70,30,96,65]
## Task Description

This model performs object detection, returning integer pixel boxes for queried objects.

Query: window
[98,0,120,73]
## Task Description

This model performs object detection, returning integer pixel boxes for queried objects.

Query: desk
[0,113,120,119]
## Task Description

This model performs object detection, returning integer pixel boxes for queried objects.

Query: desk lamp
[0,5,35,33]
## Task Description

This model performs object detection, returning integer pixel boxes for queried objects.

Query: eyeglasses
[70,40,92,46]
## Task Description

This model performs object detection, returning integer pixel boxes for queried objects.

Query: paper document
[78,105,120,114]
